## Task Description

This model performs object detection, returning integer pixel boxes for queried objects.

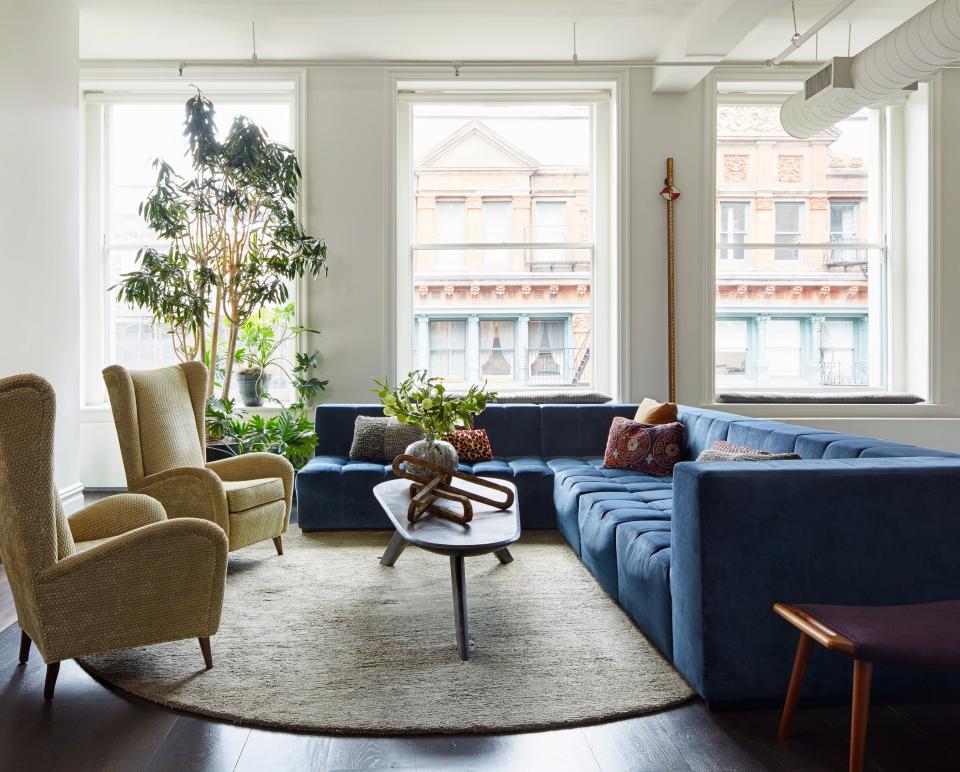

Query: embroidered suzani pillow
[445,428,494,463]
[603,417,684,476]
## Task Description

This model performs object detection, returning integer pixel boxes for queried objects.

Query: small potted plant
[373,371,493,472]
[235,305,319,407]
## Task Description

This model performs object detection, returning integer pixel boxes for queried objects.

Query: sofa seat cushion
[617,522,674,658]
[554,465,674,558]
[222,477,284,512]
[578,487,673,597]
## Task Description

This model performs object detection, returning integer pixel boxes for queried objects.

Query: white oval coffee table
[372,476,520,660]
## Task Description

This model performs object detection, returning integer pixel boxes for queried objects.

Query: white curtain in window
[429,320,466,379]
[480,320,515,377]
[528,320,563,376]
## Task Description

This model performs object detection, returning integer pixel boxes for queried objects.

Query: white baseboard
[59,482,85,515]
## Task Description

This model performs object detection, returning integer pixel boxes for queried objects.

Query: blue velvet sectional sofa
[296,403,960,704]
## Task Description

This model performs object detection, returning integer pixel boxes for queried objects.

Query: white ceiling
[75,0,933,64]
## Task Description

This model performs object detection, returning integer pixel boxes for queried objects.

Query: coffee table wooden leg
[494,548,513,564]
[450,555,470,660]
[380,530,408,567]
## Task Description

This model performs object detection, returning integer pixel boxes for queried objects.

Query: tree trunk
[206,286,223,397]
[220,310,240,400]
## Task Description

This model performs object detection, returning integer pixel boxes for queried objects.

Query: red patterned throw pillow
[603,418,685,476]
[445,428,494,463]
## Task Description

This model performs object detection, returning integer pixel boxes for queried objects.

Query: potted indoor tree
[113,91,327,399]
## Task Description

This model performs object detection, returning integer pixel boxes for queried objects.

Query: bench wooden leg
[778,632,813,738]
[850,659,872,772]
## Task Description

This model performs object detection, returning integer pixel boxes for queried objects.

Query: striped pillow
[709,440,770,455]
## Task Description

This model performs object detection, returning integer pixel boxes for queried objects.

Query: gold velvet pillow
[634,397,678,425]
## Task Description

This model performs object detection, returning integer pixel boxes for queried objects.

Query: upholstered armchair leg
[199,637,213,670]
[273,535,284,556]
[18,631,31,665]
[850,660,873,772]
[43,662,61,700]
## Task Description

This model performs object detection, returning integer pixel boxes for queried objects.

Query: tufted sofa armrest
[670,457,960,704]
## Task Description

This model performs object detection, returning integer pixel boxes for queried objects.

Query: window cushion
[602,418,684,476]
[445,428,494,462]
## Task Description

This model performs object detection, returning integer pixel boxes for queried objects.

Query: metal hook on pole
[572,22,579,65]
[251,21,259,64]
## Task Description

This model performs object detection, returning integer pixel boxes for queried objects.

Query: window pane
[766,319,802,377]
[716,319,748,379]
[774,202,802,260]
[429,320,466,381]
[480,320,515,380]
[715,101,880,390]
[411,101,592,388]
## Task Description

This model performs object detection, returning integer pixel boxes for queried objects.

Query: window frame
[395,84,619,395]
[705,79,912,400]
[81,78,303,409]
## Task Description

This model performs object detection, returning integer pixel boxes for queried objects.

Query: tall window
[714,97,884,392]
[83,91,296,405]
[774,202,803,261]
[829,202,861,266]
[482,200,513,271]
[402,95,602,389]
[435,199,466,270]
[719,202,748,260]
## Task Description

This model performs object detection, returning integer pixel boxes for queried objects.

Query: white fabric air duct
[780,0,960,138]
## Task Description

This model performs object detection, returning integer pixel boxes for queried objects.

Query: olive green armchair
[0,374,227,700]
[102,361,294,554]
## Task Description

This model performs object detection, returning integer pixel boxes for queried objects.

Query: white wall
[1,0,83,509]
[79,65,960,487]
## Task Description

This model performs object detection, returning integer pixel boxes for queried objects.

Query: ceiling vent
[803,57,853,105]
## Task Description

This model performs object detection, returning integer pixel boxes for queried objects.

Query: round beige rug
[79,530,694,734]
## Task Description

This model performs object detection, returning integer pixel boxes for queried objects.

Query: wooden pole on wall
[661,158,680,403]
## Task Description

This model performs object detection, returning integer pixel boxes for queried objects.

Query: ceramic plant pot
[238,371,270,407]
[404,433,459,476]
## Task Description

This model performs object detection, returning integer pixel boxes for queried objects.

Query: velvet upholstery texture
[297,402,960,703]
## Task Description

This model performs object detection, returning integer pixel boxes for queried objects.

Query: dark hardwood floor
[2,497,960,770]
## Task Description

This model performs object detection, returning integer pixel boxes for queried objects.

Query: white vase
[404,433,459,476]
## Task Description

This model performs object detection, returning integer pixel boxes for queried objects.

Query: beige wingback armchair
[0,374,227,700]
[103,361,294,554]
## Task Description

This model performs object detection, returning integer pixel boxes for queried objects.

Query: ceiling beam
[652,0,780,93]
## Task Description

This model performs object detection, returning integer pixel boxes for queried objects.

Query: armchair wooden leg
[850,659,873,772]
[273,535,283,556]
[778,632,813,738]
[43,662,60,700]
[199,637,213,670]
[19,631,31,665]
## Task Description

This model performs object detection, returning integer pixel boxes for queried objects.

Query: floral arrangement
[373,371,493,438]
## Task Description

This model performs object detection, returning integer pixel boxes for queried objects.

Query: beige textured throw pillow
[634,397,678,425]
[696,449,801,462]
[349,416,424,463]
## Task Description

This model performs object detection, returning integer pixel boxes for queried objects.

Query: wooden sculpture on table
[660,157,681,403]
[391,455,515,526]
